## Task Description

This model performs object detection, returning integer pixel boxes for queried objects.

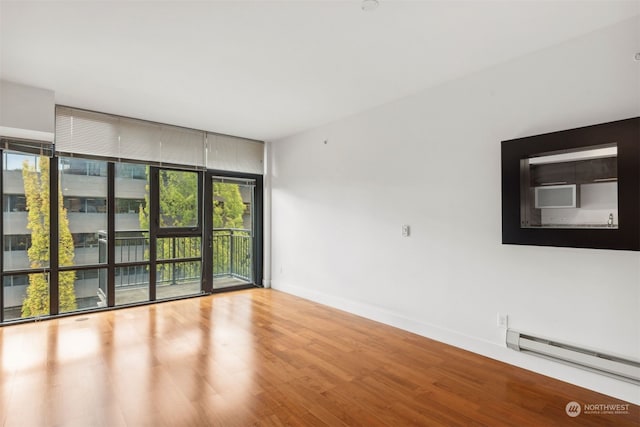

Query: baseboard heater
[506,329,640,385]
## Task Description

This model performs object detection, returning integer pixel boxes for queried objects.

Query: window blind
[206,133,264,175]
[55,107,264,174]
[56,107,121,159]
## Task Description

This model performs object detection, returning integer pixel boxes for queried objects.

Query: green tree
[138,169,199,229]
[21,157,77,317]
[213,183,245,228]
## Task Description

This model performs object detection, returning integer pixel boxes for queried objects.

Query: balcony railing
[2,228,253,316]
[212,228,252,281]
[97,229,252,290]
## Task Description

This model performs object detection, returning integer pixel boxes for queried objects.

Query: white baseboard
[272,281,640,405]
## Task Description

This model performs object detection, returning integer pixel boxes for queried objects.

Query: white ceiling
[1,1,639,141]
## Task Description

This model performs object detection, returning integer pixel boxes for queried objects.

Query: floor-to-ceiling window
[58,156,108,314]
[114,161,150,305]
[2,150,51,321]
[0,106,264,324]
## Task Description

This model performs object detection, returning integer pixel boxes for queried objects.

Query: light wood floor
[0,289,637,427]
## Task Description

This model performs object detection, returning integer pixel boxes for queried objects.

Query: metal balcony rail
[212,228,252,281]
[97,229,252,289]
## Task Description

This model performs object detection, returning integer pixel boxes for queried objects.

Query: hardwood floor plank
[0,288,638,426]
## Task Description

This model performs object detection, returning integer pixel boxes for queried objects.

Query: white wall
[0,80,55,140]
[270,17,640,404]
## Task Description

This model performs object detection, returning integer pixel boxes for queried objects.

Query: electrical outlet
[497,313,508,328]
[402,224,410,237]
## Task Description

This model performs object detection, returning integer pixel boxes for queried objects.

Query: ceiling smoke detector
[635,52,640,61]
[362,0,379,12]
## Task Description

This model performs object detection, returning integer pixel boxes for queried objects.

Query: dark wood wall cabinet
[501,117,639,251]
[531,157,617,186]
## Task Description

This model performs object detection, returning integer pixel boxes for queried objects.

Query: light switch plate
[497,313,508,328]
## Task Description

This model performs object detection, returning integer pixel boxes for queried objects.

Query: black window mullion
[0,150,4,323]
[253,175,263,287]
[50,158,59,315]
[155,228,202,237]
[198,171,205,294]
[107,162,115,307]
[149,167,159,302]
[202,173,213,294]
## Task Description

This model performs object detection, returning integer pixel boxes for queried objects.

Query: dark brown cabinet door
[531,162,575,186]
[575,157,617,184]
[532,157,617,186]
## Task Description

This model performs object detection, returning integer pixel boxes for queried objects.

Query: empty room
[0,1,639,426]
